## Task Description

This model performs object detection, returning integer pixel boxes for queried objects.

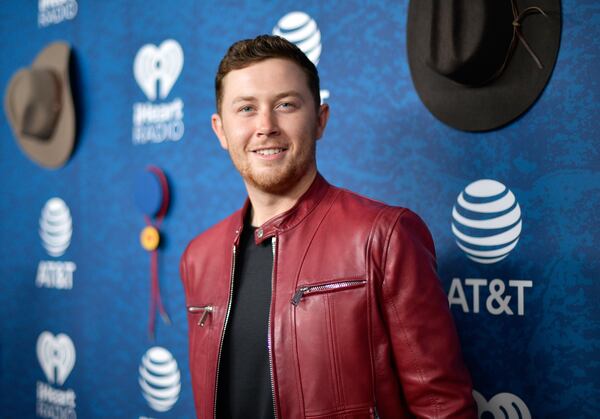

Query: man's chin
[242,168,307,195]
[247,174,295,194]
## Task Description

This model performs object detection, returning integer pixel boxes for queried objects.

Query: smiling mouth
[253,148,288,156]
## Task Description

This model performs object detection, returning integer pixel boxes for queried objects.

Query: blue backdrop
[0,1,598,418]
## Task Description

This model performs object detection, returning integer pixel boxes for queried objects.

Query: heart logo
[134,39,184,101]
[36,331,76,386]
[472,390,531,419]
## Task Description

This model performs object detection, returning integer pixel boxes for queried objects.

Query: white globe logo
[139,346,180,412]
[451,179,522,264]
[273,11,322,65]
[39,197,72,257]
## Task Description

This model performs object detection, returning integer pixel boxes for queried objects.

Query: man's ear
[211,113,228,150]
[315,103,330,141]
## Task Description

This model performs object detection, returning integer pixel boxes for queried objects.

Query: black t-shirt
[216,221,275,418]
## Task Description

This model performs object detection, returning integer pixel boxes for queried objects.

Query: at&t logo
[448,180,532,316]
[451,179,522,264]
[132,39,185,145]
[448,277,532,316]
[38,0,78,28]
[36,331,77,418]
[473,390,531,419]
[273,11,322,64]
[139,347,181,412]
[37,197,77,290]
[39,197,72,257]
[273,11,330,102]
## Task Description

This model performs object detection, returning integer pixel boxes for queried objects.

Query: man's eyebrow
[230,91,304,105]
[273,91,304,100]
[231,96,256,105]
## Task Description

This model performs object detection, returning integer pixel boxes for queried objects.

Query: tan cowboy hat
[4,42,75,168]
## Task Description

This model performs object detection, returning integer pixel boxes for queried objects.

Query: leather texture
[180,174,477,419]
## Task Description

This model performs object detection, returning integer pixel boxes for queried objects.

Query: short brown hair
[215,34,321,112]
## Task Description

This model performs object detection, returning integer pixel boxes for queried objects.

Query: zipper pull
[188,305,213,326]
[291,287,309,306]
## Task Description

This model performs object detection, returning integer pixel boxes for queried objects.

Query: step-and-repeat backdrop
[0,1,598,418]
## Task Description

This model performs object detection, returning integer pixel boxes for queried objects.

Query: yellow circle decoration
[140,225,160,251]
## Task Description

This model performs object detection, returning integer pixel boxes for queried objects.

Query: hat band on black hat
[407,0,561,131]
[480,0,550,87]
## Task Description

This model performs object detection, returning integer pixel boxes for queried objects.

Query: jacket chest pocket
[292,279,373,416]
[188,305,214,327]
[186,302,216,392]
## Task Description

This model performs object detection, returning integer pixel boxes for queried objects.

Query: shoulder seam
[380,207,409,286]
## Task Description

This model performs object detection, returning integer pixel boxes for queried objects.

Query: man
[180,35,476,418]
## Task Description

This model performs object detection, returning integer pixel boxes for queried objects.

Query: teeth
[256,148,284,156]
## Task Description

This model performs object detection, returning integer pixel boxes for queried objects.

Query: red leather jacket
[180,174,476,419]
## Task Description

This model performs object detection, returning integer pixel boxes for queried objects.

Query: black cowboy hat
[407,0,561,132]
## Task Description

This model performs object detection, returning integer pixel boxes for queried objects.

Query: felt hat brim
[407,0,562,132]
[4,42,75,168]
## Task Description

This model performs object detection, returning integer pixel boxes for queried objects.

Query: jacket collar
[232,173,331,245]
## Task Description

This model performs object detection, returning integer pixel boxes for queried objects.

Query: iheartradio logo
[473,390,531,419]
[134,39,184,101]
[37,331,76,386]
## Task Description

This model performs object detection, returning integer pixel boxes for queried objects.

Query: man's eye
[277,102,295,110]
[239,105,253,113]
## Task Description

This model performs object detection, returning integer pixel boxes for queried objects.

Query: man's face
[212,58,329,195]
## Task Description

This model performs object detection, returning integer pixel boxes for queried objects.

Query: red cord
[145,166,171,338]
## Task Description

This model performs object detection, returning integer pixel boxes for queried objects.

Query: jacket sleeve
[379,209,477,418]
[179,246,190,304]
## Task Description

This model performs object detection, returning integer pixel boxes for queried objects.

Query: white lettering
[36,400,77,419]
[132,99,184,144]
[464,278,486,313]
[447,278,532,316]
[486,279,513,315]
[132,120,185,144]
[509,280,533,315]
[38,0,78,27]
[132,99,184,124]
[448,278,469,313]
[36,381,76,408]
[36,261,76,290]
[39,0,69,10]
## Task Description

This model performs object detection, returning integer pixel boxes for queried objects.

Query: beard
[229,141,316,195]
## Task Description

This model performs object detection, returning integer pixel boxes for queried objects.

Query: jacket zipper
[187,305,213,327]
[213,244,236,419]
[291,279,367,306]
[269,236,279,419]
[373,405,380,419]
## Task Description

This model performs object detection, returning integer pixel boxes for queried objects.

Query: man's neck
[245,170,317,227]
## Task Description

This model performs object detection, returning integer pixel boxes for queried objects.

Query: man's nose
[257,110,280,137]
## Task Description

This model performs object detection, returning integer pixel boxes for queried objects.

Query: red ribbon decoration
[145,165,171,339]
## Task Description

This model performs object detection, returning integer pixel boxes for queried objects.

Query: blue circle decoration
[134,170,163,217]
